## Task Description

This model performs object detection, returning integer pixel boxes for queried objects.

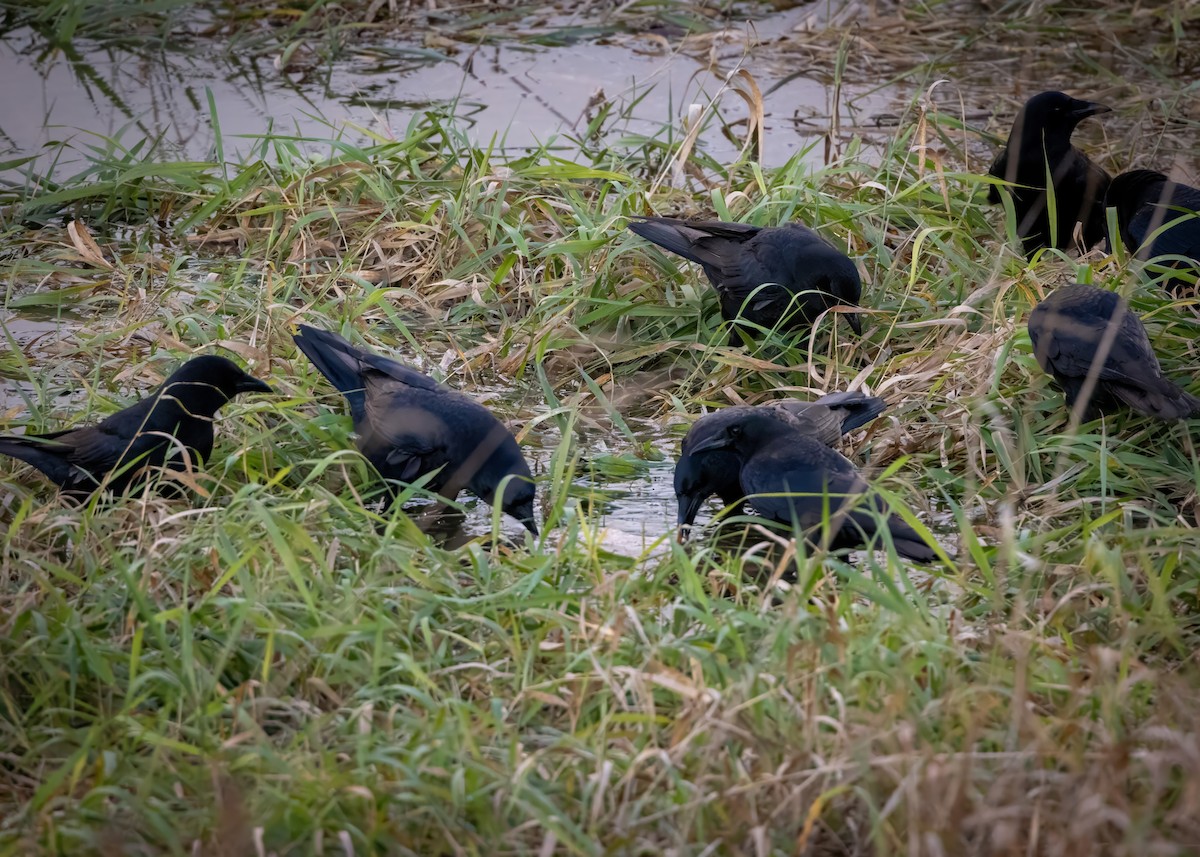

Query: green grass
[3,13,1200,857]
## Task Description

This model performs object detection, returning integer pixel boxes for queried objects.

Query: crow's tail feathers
[890,533,938,564]
[628,216,723,270]
[814,391,889,434]
[879,514,938,564]
[0,435,74,486]
[293,325,369,423]
[841,507,938,564]
[1112,380,1200,421]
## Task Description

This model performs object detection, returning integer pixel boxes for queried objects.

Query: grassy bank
[2,59,1200,857]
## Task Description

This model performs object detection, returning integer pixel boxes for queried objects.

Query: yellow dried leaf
[157,467,212,499]
[215,340,269,364]
[67,220,113,270]
[645,665,701,700]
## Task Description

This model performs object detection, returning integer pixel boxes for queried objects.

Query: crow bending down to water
[0,355,272,498]
[293,324,538,534]
[674,390,888,533]
[682,410,936,562]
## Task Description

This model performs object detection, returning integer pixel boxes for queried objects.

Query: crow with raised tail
[627,216,862,341]
[292,324,538,534]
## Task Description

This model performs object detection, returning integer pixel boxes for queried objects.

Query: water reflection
[0,5,902,174]
[0,313,77,411]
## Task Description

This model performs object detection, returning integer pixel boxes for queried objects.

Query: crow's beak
[677,493,707,532]
[1070,101,1111,121]
[685,434,729,456]
[510,500,539,537]
[846,312,863,336]
[236,376,274,395]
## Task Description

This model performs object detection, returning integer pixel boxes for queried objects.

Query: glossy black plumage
[684,411,936,562]
[1106,169,1200,293]
[987,91,1112,255]
[627,216,862,341]
[292,324,538,534]
[0,355,271,498]
[674,390,888,531]
[1027,283,1200,421]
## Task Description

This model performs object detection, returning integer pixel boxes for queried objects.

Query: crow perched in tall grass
[987,91,1112,255]
[0,355,272,498]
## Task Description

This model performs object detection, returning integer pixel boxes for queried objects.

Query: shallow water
[0,2,905,175]
[0,314,78,412]
[446,455,678,557]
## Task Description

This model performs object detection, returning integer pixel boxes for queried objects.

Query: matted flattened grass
[1,97,1200,856]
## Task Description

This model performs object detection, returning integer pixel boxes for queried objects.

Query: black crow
[1027,283,1200,421]
[0,355,271,498]
[627,216,862,341]
[1106,169,1200,293]
[683,411,936,562]
[292,324,538,534]
[987,91,1112,256]
[674,390,888,533]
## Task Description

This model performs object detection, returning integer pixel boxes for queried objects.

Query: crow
[987,91,1112,256]
[1106,169,1200,293]
[0,355,271,498]
[1027,283,1200,421]
[674,390,888,533]
[292,324,538,534]
[627,216,862,342]
[682,410,936,562]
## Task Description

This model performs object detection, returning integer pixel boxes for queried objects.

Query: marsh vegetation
[2,1,1200,854]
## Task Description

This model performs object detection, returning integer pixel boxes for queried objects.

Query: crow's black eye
[728,425,742,437]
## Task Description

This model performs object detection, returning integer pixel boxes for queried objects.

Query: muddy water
[449,439,678,557]
[592,456,676,558]
[0,2,902,174]
[548,417,679,559]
